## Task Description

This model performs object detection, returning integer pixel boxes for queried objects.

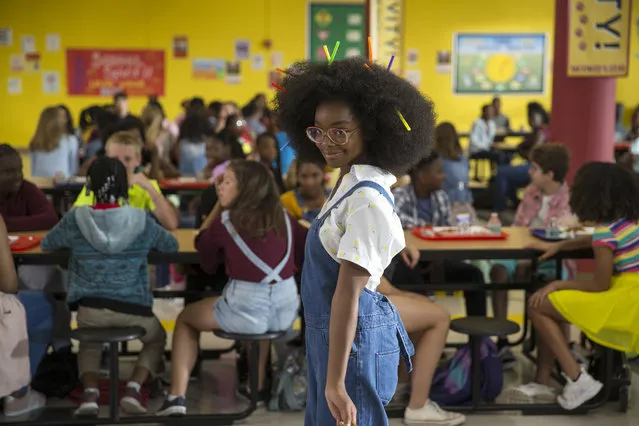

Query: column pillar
[550,0,617,183]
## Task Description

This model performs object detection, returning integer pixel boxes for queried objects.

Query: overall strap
[261,213,293,283]
[317,180,394,224]
[221,210,291,283]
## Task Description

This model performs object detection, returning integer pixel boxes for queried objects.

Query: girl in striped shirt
[526,162,639,410]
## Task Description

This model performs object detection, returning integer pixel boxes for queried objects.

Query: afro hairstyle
[273,57,436,176]
[570,162,639,223]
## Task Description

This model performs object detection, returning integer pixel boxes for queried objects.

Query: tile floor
[2,292,637,425]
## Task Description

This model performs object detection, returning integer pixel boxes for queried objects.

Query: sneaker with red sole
[120,386,147,415]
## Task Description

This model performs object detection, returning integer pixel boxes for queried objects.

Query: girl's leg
[386,292,450,409]
[528,298,580,379]
[169,297,220,397]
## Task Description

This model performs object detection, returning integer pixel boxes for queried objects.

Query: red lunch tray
[159,179,211,189]
[411,227,509,241]
[9,235,43,252]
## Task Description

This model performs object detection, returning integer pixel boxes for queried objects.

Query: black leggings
[388,259,487,317]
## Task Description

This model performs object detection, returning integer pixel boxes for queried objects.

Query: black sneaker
[237,387,270,406]
[74,390,99,417]
[156,396,187,416]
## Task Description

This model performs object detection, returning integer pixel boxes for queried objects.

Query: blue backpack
[429,338,503,405]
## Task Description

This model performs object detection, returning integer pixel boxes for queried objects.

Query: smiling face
[313,101,364,170]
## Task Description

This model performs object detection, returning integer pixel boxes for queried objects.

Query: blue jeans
[494,163,531,211]
[213,278,299,334]
[17,291,55,381]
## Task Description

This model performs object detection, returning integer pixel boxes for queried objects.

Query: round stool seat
[71,326,146,343]
[213,330,286,341]
[450,317,520,337]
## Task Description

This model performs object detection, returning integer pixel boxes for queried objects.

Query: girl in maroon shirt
[158,160,307,416]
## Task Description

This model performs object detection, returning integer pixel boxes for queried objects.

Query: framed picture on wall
[452,33,548,95]
[307,3,366,62]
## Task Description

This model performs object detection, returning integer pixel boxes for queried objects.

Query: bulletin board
[453,33,547,94]
[308,3,366,62]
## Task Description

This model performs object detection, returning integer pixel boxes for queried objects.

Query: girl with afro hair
[274,57,463,425]
[527,162,639,410]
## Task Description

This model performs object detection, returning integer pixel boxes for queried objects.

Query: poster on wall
[567,0,632,77]
[374,0,404,74]
[436,50,451,73]
[21,35,35,53]
[42,71,61,94]
[66,49,165,96]
[234,39,250,60]
[453,33,547,94]
[8,77,21,95]
[192,58,225,79]
[226,61,241,84]
[251,54,265,71]
[0,28,13,46]
[308,3,365,62]
[173,36,188,58]
[10,54,24,72]
[46,34,61,52]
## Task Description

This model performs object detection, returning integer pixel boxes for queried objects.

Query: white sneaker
[499,382,556,404]
[3,389,46,417]
[557,368,603,410]
[404,400,465,425]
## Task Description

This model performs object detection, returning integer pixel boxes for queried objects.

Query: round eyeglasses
[305,126,359,146]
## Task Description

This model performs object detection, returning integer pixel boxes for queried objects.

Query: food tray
[530,227,595,242]
[159,179,211,189]
[412,226,508,241]
[9,235,43,252]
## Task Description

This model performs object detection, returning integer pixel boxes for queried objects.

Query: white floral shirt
[319,164,405,291]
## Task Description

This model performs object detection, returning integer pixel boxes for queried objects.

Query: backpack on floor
[429,337,503,405]
[31,348,80,398]
[268,347,307,412]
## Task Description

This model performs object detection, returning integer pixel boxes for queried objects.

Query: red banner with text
[66,49,165,96]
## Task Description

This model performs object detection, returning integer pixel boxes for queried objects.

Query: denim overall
[302,181,415,426]
[213,210,299,334]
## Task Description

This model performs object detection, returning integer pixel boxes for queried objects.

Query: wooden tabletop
[11,227,592,263]
[11,229,198,257]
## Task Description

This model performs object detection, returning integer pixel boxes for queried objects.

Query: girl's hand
[525,239,559,261]
[325,384,357,425]
[529,281,560,308]
[400,246,420,269]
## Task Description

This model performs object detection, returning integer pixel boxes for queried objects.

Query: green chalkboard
[308,3,366,62]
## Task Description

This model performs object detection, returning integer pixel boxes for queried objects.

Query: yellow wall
[1,0,638,149]
[404,0,639,132]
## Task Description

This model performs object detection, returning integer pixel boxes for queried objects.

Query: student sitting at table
[254,132,286,194]
[73,130,178,230]
[521,162,639,410]
[29,106,80,179]
[280,157,329,223]
[0,215,53,417]
[157,160,307,415]
[490,143,576,371]
[391,152,487,317]
[41,156,178,416]
[0,144,59,232]
[203,133,246,182]
[469,104,507,166]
